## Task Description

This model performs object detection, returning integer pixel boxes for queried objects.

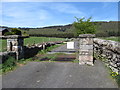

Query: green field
[24,37,65,46]
[102,37,120,42]
[0,39,7,52]
[0,37,65,52]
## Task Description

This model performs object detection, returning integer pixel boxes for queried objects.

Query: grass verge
[0,39,7,52]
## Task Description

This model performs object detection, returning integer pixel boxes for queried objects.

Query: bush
[4,28,22,36]
[11,28,22,35]
[2,56,16,72]
[4,32,13,35]
[73,17,96,36]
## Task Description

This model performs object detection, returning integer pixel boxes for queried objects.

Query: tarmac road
[2,60,118,88]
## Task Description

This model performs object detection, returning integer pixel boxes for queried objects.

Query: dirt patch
[53,54,76,62]
[38,54,76,62]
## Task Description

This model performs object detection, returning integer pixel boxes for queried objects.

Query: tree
[73,17,96,36]
[4,32,13,35]
[11,28,22,35]
[4,28,22,36]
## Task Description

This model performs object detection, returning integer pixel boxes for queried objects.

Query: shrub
[4,32,13,35]
[2,56,16,72]
[11,28,22,35]
[4,28,22,35]
[73,17,96,36]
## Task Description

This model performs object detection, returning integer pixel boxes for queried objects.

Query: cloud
[1,2,118,27]
[1,2,85,27]
[50,3,84,15]
[102,2,114,8]
[1,3,52,27]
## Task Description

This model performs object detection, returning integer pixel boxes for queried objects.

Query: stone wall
[94,38,120,73]
[0,41,63,63]
[24,41,61,59]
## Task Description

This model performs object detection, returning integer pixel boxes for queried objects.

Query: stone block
[79,34,95,38]
[80,38,93,45]
[79,45,93,50]
[79,55,93,61]
[79,55,93,65]
[79,50,93,55]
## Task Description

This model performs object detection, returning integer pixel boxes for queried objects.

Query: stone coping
[79,34,95,38]
[0,35,29,39]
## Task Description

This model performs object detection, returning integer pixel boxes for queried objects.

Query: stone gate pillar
[79,34,95,66]
[6,35,28,60]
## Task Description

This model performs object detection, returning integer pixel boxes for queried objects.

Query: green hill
[1,21,119,38]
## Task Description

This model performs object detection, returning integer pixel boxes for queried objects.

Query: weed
[55,53,66,55]
[110,71,120,87]
[73,59,79,63]
[2,56,16,73]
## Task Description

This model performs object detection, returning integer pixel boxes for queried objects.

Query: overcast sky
[0,2,118,27]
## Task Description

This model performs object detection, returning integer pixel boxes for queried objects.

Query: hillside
[1,21,119,38]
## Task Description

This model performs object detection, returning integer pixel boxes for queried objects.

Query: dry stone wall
[0,41,63,63]
[24,41,62,59]
[94,38,120,74]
